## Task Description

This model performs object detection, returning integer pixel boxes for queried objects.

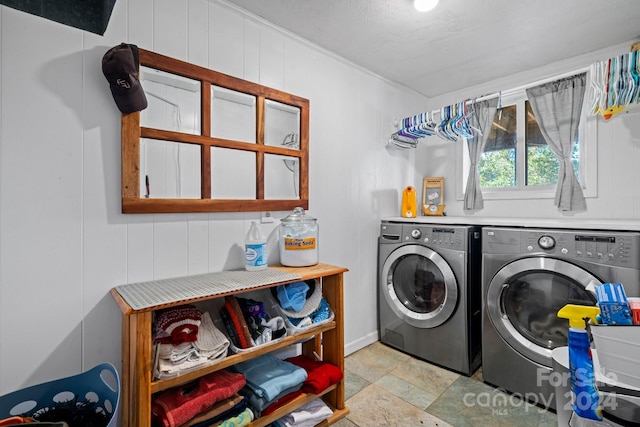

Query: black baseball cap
[102,43,148,113]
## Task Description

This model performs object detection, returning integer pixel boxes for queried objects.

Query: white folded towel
[194,311,230,357]
[275,398,333,427]
[154,311,230,379]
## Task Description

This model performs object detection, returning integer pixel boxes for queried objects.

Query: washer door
[381,244,458,328]
[486,257,598,366]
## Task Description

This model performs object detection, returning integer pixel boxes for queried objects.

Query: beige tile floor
[333,341,558,427]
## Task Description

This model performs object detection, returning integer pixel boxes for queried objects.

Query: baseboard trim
[345,330,379,356]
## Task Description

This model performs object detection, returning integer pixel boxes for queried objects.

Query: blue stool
[0,363,120,427]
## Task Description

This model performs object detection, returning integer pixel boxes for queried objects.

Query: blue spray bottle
[556,304,602,421]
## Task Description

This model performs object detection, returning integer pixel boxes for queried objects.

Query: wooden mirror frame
[121,49,309,213]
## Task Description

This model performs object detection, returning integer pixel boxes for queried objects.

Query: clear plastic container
[245,221,267,271]
[279,207,319,267]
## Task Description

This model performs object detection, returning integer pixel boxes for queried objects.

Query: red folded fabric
[151,370,246,427]
[285,355,343,394]
[260,389,304,416]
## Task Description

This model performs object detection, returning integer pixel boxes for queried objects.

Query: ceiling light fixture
[414,0,439,12]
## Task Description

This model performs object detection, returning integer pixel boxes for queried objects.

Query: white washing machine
[378,221,482,375]
[482,227,640,410]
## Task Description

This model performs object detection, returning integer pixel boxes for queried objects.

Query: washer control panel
[522,229,639,268]
[484,227,640,269]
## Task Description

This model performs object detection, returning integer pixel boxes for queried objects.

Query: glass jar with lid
[279,207,319,267]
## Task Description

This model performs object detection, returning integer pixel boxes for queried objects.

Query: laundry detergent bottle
[556,304,602,421]
[245,220,267,271]
[401,186,417,218]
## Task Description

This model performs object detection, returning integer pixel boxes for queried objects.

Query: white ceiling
[224,0,640,98]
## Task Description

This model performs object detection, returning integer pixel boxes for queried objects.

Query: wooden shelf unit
[110,263,349,427]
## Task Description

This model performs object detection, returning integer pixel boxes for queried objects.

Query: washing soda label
[283,237,316,251]
[245,243,267,267]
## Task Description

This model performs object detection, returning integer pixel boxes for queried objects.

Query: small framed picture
[423,177,444,215]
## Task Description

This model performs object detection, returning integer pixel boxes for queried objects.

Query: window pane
[211,86,256,143]
[210,147,256,199]
[264,100,300,148]
[140,66,201,135]
[479,104,516,188]
[525,101,559,186]
[264,153,299,199]
[140,138,201,199]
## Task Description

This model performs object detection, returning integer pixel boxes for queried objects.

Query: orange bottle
[401,186,417,218]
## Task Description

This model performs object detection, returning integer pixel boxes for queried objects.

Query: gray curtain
[464,98,499,211]
[526,73,587,212]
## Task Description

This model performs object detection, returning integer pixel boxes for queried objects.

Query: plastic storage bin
[591,325,640,389]
[214,290,289,354]
[0,363,120,427]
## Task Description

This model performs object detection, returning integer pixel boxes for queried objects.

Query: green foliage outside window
[478,149,516,188]
[526,146,558,186]
[477,98,580,189]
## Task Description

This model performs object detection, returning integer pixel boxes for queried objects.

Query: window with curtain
[457,83,597,201]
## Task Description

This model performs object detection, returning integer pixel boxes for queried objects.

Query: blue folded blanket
[233,353,307,401]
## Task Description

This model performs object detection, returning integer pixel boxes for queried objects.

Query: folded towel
[215,407,254,427]
[285,354,343,394]
[272,398,333,427]
[276,281,309,311]
[151,370,246,427]
[194,311,230,357]
[260,389,303,416]
[183,394,244,427]
[233,353,307,402]
[158,342,194,362]
[155,312,230,378]
[156,349,227,379]
[241,383,302,416]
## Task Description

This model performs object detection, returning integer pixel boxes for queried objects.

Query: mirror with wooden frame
[121,48,309,213]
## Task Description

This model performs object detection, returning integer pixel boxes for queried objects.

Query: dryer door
[486,257,598,366]
[381,244,458,328]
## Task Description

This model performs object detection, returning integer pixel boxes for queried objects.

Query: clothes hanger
[588,62,603,114]
[631,50,640,104]
[435,106,451,141]
[455,101,475,139]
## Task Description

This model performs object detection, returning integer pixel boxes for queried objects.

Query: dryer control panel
[379,221,478,252]
[403,225,469,251]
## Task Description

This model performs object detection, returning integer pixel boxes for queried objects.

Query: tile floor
[333,341,558,427]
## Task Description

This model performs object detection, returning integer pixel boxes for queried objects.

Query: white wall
[0,0,426,396]
[3,0,637,405]
[420,41,640,220]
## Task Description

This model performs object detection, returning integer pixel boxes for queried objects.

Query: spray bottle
[556,304,602,421]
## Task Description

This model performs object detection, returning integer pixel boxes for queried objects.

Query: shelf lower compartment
[247,383,350,427]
